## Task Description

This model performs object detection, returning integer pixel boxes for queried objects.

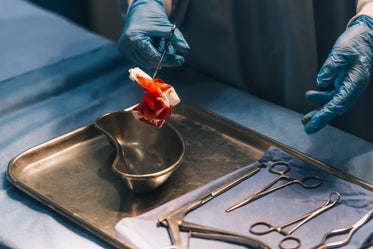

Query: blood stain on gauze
[128,67,181,128]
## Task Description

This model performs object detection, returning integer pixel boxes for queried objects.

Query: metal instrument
[95,110,185,193]
[311,208,373,249]
[226,161,322,212]
[249,192,341,249]
[158,162,274,249]
[152,23,177,79]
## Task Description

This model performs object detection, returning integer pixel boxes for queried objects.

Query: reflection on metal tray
[6,102,373,249]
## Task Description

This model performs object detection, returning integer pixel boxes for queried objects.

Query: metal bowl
[95,110,185,193]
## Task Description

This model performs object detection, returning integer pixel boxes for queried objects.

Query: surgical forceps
[311,207,373,249]
[152,23,176,79]
[158,162,273,249]
[249,192,341,249]
[226,161,322,212]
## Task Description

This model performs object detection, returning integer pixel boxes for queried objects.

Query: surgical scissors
[311,207,373,249]
[249,192,340,249]
[226,161,322,212]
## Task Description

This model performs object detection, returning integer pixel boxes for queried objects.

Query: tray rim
[7,124,131,249]
[6,102,373,249]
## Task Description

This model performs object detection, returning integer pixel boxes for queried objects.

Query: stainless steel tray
[7,102,373,249]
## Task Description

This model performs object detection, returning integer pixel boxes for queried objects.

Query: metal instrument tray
[7,102,372,249]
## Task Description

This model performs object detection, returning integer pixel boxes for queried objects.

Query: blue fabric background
[0,0,110,82]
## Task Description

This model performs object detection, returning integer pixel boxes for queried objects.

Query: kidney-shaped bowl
[94,110,185,193]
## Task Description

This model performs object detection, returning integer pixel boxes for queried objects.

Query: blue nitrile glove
[118,0,190,69]
[302,16,373,134]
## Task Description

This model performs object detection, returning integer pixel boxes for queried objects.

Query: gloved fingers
[119,36,153,68]
[131,35,166,69]
[170,28,190,54]
[147,22,189,53]
[160,53,185,67]
[305,90,336,104]
[155,37,174,56]
[303,15,373,134]
[303,83,356,134]
[127,36,186,69]
[303,104,338,134]
[119,0,189,68]
[166,42,176,54]
[301,110,318,126]
[317,52,358,88]
[331,63,369,108]
[126,24,188,68]
[153,36,164,51]
[157,43,184,67]
[147,32,187,68]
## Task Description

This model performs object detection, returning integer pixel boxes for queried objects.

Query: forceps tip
[225,207,234,213]
[225,200,247,212]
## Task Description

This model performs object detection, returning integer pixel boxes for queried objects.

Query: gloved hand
[302,16,373,134]
[119,0,190,69]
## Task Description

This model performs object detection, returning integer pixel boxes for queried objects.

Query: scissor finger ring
[279,235,301,249]
[299,175,322,188]
[269,161,290,174]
